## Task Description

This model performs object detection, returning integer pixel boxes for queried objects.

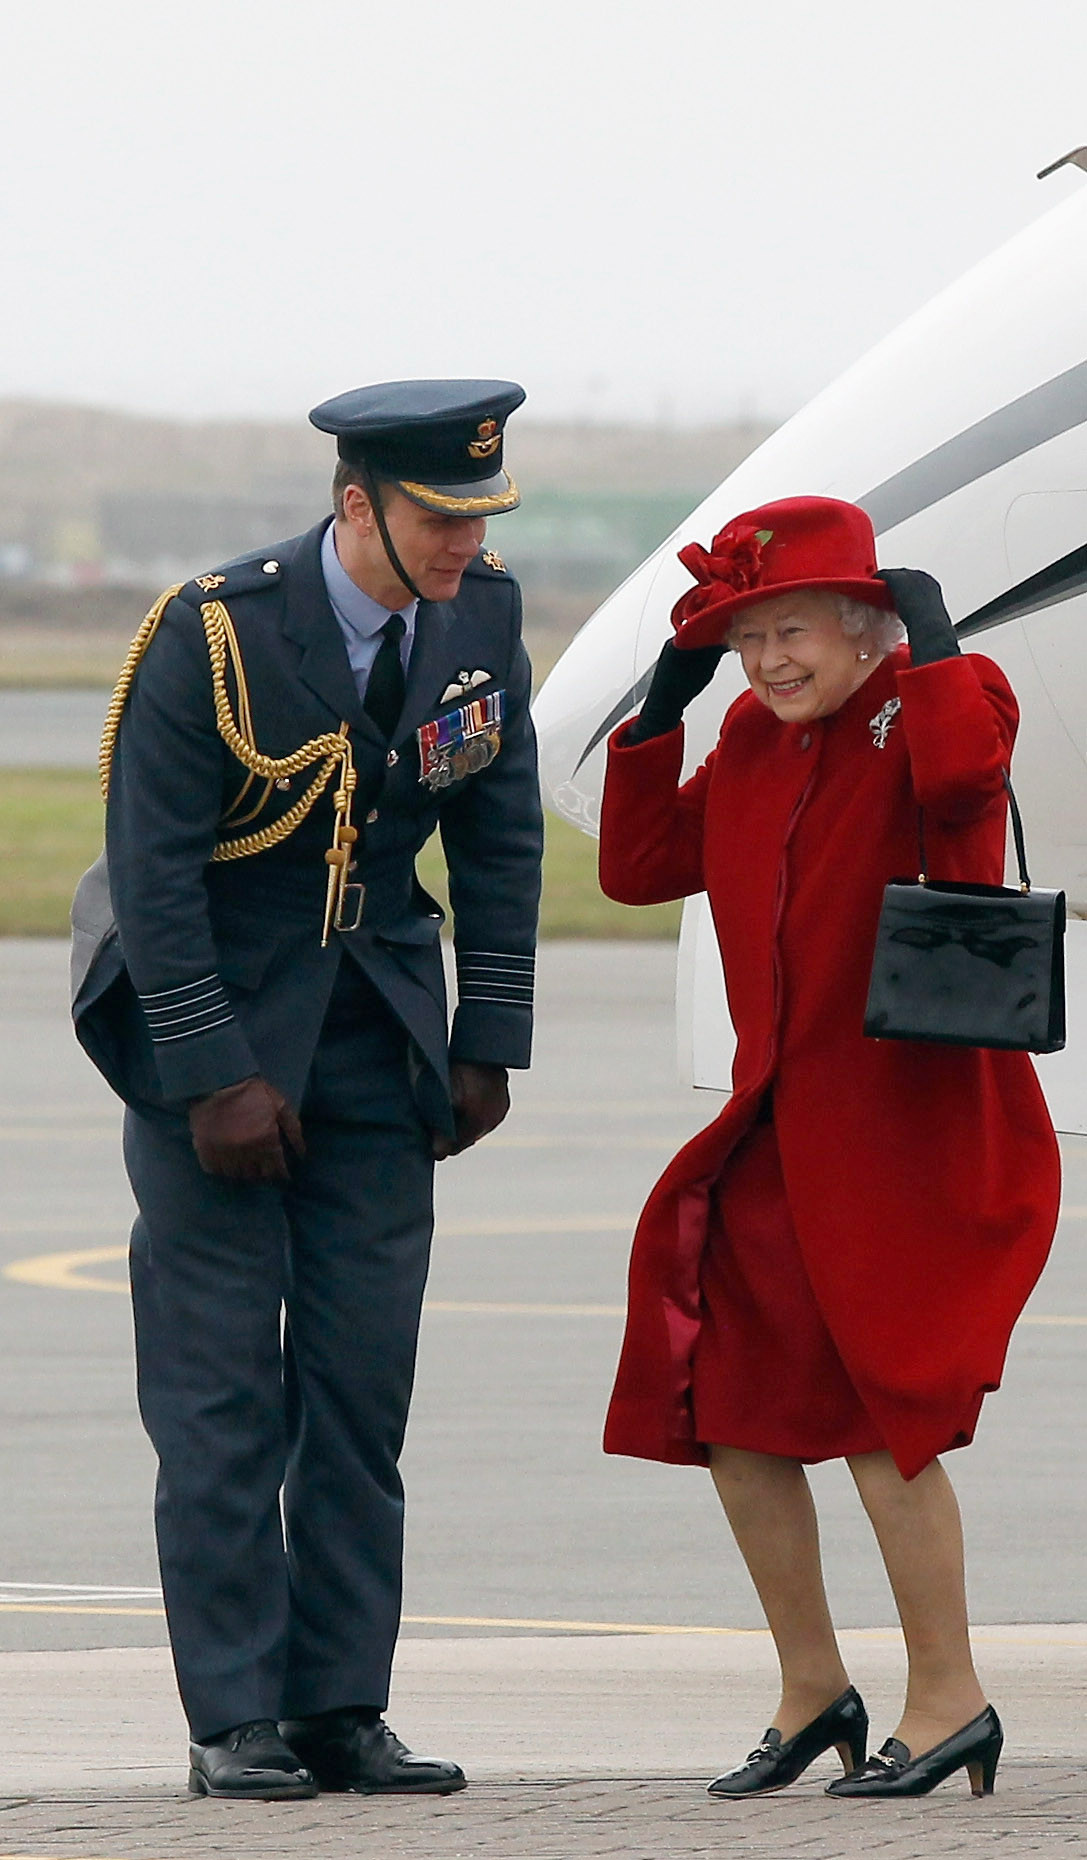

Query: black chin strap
[358,463,424,603]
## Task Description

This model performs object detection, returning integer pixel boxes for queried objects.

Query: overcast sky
[2,0,1085,427]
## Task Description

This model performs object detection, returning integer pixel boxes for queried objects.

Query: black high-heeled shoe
[825,1704,1003,1798]
[707,1687,868,1798]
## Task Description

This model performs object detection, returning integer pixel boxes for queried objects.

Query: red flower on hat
[680,522,769,594]
[671,522,773,642]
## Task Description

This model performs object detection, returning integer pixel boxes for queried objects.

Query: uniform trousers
[125,956,434,1742]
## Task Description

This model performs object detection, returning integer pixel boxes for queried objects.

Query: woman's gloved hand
[877,568,961,667]
[188,1075,306,1182]
[625,640,725,745]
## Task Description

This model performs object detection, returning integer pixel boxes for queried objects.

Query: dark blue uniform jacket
[71,517,543,1138]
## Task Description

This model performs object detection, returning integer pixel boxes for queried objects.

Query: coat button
[800,731,812,750]
[386,749,399,767]
[262,559,279,574]
[366,808,379,824]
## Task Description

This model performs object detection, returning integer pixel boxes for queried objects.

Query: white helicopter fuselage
[532,183,1087,1131]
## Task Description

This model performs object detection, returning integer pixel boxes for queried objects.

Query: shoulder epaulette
[180,554,284,606]
[465,548,509,579]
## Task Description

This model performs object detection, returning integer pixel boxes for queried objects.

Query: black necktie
[364,613,407,737]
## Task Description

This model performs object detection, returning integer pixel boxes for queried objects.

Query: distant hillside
[0,400,777,684]
[0,398,773,503]
[0,399,774,574]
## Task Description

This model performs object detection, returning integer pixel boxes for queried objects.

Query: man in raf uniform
[70,380,542,1799]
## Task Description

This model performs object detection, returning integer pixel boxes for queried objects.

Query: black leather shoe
[826,1704,1003,1797]
[279,1711,467,1795]
[707,1687,868,1797]
[188,1719,318,1799]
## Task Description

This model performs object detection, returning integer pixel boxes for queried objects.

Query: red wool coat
[599,648,1060,1480]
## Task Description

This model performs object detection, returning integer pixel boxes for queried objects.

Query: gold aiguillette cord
[322,727,362,946]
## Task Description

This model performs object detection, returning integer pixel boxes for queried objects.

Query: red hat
[671,496,896,650]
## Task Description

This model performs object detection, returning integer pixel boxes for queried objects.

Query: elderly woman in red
[599,496,1059,1803]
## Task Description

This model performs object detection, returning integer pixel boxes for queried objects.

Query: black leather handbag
[863,772,1066,1053]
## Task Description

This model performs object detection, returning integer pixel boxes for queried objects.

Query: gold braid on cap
[99,588,360,944]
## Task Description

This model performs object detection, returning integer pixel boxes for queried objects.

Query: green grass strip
[0,769,680,940]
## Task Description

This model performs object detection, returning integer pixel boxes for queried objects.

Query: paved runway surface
[0,938,1084,1852]
[0,691,107,768]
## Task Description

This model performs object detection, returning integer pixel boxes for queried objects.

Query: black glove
[625,640,725,744]
[877,568,960,667]
[189,1075,306,1182]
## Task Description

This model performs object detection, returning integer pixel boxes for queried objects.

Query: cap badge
[468,418,501,460]
[195,573,226,592]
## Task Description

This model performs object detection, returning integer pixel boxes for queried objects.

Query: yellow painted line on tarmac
[0,1603,164,1617]
[1,1600,1085,1647]
[4,1242,1085,1325]
[405,1613,762,1635]
[3,1228,638,1296]
[0,1601,749,1633]
[0,1213,634,1240]
[4,1247,128,1294]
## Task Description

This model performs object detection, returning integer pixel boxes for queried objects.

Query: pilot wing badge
[418,691,504,791]
[440,668,494,703]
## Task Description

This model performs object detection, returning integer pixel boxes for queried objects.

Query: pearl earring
[858,651,870,662]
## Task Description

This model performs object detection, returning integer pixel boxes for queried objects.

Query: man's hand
[432,1061,510,1160]
[188,1075,306,1183]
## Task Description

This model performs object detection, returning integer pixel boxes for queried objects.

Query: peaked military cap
[309,378,526,516]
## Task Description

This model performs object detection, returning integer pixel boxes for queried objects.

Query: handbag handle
[918,769,1030,892]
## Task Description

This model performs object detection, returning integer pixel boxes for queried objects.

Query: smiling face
[729,589,881,722]
[338,482,487,606]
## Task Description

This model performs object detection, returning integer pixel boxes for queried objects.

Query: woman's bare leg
[847,1450,987,1754]
[709,1444,851,1741]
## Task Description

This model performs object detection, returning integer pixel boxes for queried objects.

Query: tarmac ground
[0,938,1084,1857]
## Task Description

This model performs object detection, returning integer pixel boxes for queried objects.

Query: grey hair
[727,594,906,653]
[838,596,905,656]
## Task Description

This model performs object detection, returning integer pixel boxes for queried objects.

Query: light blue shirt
[320,520,418,700]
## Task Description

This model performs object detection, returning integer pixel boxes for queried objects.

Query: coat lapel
[280,520,380,742]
